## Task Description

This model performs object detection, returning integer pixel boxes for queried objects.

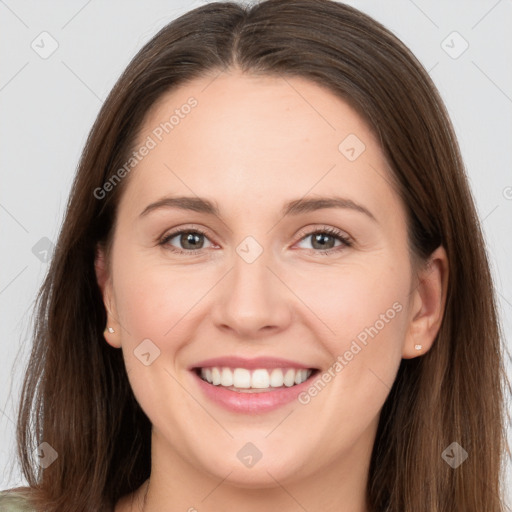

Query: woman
[1,0,509,510]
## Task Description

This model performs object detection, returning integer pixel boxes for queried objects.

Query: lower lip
[191,370,317,414]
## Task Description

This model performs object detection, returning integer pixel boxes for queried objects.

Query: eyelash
[158,225,352,257]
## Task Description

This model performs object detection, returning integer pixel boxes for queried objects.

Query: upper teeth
[200,367,312,389]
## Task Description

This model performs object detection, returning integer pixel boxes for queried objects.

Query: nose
[211,248,293,339]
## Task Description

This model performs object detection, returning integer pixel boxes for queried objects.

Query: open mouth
[193,366,320,393]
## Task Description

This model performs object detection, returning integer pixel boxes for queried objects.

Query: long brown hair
[12,1,510,510]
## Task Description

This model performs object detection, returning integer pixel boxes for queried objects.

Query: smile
[190,357,321,414]
[197,366,313,391]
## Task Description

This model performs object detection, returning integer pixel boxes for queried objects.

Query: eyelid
[294,224,352,245]
[159,224,353,255]
[159,225,215,249]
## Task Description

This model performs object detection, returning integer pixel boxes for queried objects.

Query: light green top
[0,490,35,511]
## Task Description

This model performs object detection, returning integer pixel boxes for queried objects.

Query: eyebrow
[139,195,377,222]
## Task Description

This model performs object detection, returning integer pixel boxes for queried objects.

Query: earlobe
[402,246,449,359]
[103,325,121,348]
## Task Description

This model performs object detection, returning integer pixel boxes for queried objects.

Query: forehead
[117,71,404,225]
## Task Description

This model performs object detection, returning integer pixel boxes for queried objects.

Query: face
[96,70,444,495]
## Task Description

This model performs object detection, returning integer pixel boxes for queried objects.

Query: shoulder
[0,487,36,511]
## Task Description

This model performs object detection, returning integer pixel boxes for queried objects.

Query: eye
[295,226,352,255]
[158,225,352,256]
[159,227,214,254]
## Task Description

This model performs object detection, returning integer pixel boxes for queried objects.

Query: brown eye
[295,227,352,255]
[160,229,213,254]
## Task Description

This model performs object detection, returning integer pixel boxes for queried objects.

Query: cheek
[291,258,409,407]
[289,258,409,349]
[113,261,200,422]
[293,266,408,452]
[113,254,204,341]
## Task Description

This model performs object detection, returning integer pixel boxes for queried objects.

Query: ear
[402,245,449,359]
[95,244,121,348]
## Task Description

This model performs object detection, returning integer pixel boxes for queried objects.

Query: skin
[95,70,448,512]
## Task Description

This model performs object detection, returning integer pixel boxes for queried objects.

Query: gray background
[1,0,511,506]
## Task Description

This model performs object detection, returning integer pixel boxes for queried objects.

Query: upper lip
[190,356,318,371]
